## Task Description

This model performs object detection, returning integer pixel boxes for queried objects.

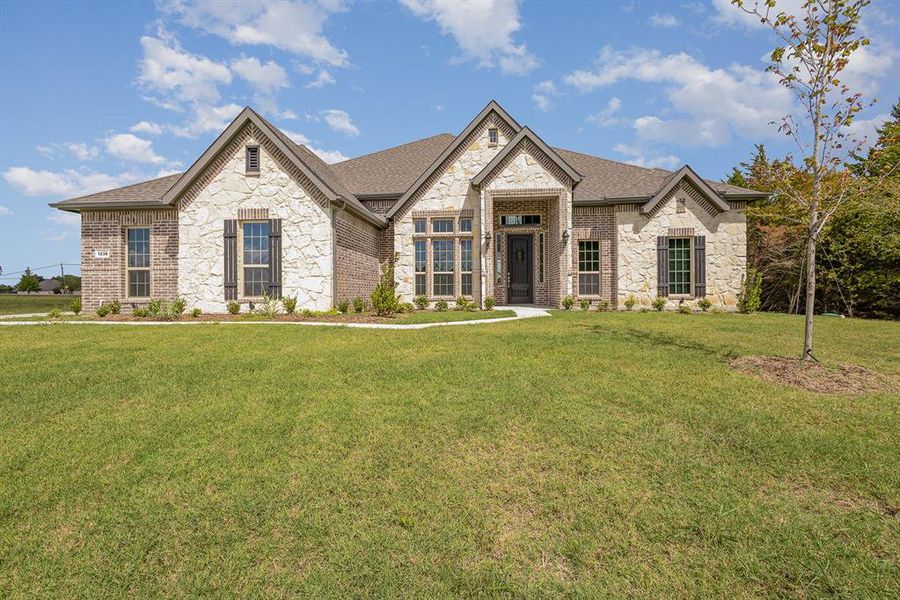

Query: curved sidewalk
[0,305,550,330]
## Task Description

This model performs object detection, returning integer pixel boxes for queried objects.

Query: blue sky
[1,0,897,279]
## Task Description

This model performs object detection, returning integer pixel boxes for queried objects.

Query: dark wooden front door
[507,235,533,303]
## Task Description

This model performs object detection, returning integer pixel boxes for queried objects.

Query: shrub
[597,300,611,312]
[455,296,471,311]
[70,297,82,315]
[678,303,692,314]
[697,297,712,312]
[652,296,667,312]
[191,308,202,318]
[255,294,281,318]
[371,255,401,317]
[301,309,313,317]
[48,309,61,319]
[147,299,162,316]
[737,268,762,314]
[282,295,297,315]
[580,299,590,311]
[337,299,350,314]
[414,295,429,310]
[172,297,186,316]
[108,299,121,315]
[483,296,495,311]
[133,308,149,318]
[96,305,110,318]
[639,307,650,313]
[435,299,448,312]
[562,296,574,310]
[623,295,636,311]
[353,297,365,313]
[226,301,240,315]
[400,302,415,313]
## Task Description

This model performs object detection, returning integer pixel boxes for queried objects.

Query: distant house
[38,279,61,294]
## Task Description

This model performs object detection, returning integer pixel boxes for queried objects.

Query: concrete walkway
[0,306,550,330]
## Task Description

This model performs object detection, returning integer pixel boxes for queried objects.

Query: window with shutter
[224,220,238,300]
[245,146,260,173]
[694,235,706,298]
[657,236,669,297]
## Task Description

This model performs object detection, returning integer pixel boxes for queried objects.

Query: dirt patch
[731,355,899,395]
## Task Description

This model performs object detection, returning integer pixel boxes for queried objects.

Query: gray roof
[52,104,765,218]
[331,134,455,197]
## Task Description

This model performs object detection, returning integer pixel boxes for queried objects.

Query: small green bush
[400,302,415,313]
[455,296,472,311]
[580,299,590,311]
[70,297,82,315]
[562,296,574,310]
[133,308,149,318]
[678,303,692,314]
[48,309,61,319]
[483,296,495,311]
[191,307,202,318]
[172,297,186,316]
[226,301,240,315]
[337,299,350,314]
[435,299,448,312]
[737,268,762,314]
[623,296,636,311]
[147,299,162,316]
[652,296,667,312]
[371,255,401,317]
[96,305,110,318]
[255,294,281,318]
[414,295,429,310]
[353,297,365,313]
[697,297,712,312]
[597,300,611,312]
[108,299,121,315]
[282,295,297,315]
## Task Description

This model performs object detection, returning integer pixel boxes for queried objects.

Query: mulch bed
[85,311,494,324]
[731,355,899,395]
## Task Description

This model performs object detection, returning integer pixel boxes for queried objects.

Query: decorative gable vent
[245,145,260,173]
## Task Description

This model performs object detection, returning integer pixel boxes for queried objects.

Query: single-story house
[52,101,766,312]
[38,279,62,294]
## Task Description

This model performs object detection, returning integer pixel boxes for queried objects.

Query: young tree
[17,268,40,293]
[732,0,881,360]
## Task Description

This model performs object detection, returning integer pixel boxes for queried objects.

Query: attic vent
[488,128,498,146]
[246,146,260,173]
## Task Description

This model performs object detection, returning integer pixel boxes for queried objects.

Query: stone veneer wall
[392,114,515,301]
[80,209,178,311]
[616,183,747,309]
[335,209,381,302]
[572,206,616,306]
[177,125,333,312]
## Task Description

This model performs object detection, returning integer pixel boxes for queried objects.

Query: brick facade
[334,209,381,302]
[572,205,617,307]
[81,209,178,311]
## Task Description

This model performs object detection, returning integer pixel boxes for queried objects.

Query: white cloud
[710,0,804,29]
[137,30,232,107]
[130,121,164,135]
[564,46,791,145]
[649,13,679,28]
[35,142,99,161]
[230,56,289,93]
[3,167,143,197]
[282,129,348,163]
[400,0,538,75]
[105,134,166,164]
[171,103,243,138]
[613,143,680,169]
[305,69,335,88]
[47,211,80,226]
[321,109,359,136]
[586,97,623,127]
[0,206,12,216]
[162,0,349,67]
[844,112,889,147]
[532,80,559,111]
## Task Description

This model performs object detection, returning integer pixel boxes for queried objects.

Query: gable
[640,165,729,217]
[473,127,581,190]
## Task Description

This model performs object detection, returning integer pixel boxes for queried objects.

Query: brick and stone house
[52,101,766,313]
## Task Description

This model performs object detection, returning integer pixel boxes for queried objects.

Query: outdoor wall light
[484,231,492,246]
[562,229,570,245]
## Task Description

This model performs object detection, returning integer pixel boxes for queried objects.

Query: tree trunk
[803,211,817,360]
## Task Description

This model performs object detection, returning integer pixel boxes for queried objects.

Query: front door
[507,235,533,304]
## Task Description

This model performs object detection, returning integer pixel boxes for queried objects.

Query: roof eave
[48,200,171,212]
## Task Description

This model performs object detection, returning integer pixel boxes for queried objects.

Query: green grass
[393,308,515,324]
[1,312,897,597]
[0,294,75,315]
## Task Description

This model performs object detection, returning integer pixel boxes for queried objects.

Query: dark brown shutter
[694,235,706,298]
[268,218,282,298]
[657,235,669,297]
[224,220,238,300]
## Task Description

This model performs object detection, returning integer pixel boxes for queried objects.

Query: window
[496,235,503,284]
[538,233,545,284]
[245,146,260,173]
[578,240,600,296]
[414,219,426,234]
[432,218,454,233]
[242,221,270,297]
[459,218,472,233]
[127,227,150,298]
[488,128,498,145]
[432,239,454,296]
[668,238,692,295]
[415,240,426,296]
[500,214,541,226]
[460,239,472,296]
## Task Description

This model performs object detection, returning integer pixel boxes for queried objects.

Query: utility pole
[60,263,66,294]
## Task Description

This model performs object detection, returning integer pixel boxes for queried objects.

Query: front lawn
[1,312,897,597]
[0,294,75,315]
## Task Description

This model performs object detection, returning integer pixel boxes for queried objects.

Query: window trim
[432,218,455,234]
[431,238,455,298]
[126,226,151,300]
[667,237,693,297]
[414,239,427,297]
[238,220,271,300]
[500,214,541,227]
[538,232,545,284]
[412,213,474,300]
[488,127,498,146]
[577,239,601,298]
[245,145,260,175]
[460,238,473,297]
